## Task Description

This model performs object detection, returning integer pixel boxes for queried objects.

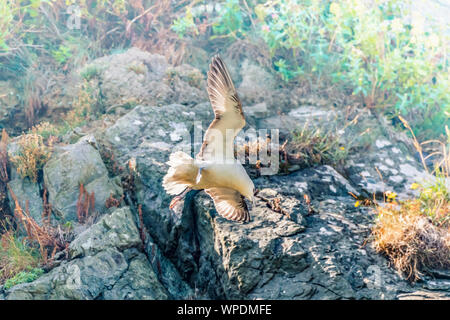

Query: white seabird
[162,55,255,222]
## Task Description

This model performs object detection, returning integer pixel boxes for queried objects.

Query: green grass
[289,123,348,167]
[0,230,43,288]
[3,267,44,290]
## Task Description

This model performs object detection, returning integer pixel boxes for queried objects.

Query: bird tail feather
[163,151,197,195]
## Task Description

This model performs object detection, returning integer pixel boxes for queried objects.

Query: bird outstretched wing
[205,187,250,222]
[197,55,245,162]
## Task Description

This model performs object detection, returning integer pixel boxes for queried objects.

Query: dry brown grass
[7,185,66,265]
[371,120,450,282]
[236,122,349,177]
[1,184,69,285]
[372,202,450,281]
[126,0,190,65]
[105,193,123,209]
[9,132,52,183]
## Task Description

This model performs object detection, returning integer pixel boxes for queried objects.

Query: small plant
[9,132,52,183]
[52,45,72,66]
[76,183,95,224]
[287,123,348,168]
[409,175,450,228]
[105,193,123,209]
[127,63,146,75]
[3,267,44,290]
[0,230,42,286]
[7,186,67,263]
[274,59,300,82]
[172,7,198,38]
[66,78,105,127]
[211,0,246,39]
[1,182,70,289]
[0,129,9,183]
[30,122,60,141]
[371,119,450,281]
[372,201,450,282]
[80,65,103,81]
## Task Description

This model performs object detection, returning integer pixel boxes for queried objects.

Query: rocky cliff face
[1,48,449,300]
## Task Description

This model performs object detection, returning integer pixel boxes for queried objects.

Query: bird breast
[194,162,249,192]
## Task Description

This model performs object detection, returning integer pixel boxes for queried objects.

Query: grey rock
[43,135,122,222]
[103,253,169,300]
[69,207,141,258]
[189,192,307,299]
[95,100,440,300]
[144,234,195,299]
[99,103,213,254]
[6,249,128,300]
[0,81,21,135]
[182,168,420,300]
[5,207,169,300]
[80,47,206,109]
[344,143,433,199]
[260,105,339,136]
[238,59,276,106]
[7,174,43,224]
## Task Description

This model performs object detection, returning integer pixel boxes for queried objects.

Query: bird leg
[195,167,203,184]
[169,187,192,210]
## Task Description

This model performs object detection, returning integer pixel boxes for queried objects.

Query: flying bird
[162,55,255,222]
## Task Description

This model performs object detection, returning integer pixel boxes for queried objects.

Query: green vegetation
[0,0,179,128]
[172,7,198,38]
[30,122,61,141]
[4,267,44,290]
[174,0,449,140]
[0,0,447,140]
[0,186,71,289]
[80,65,104,81]
[69,78,105,120]
[0,229,43,288]
[410,172,449,227]
[289,123,348,167]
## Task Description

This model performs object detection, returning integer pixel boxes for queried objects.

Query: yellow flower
[354,200,361,207]
[385,191,397,201]
[340,147,345,151]
[410,183,420,190]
